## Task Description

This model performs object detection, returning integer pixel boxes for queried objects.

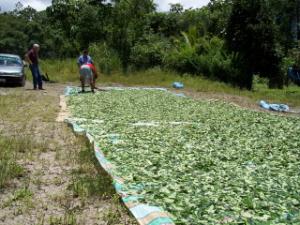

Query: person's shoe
[91,89,95,93]
[33,87,37,90]
[39,88,46,90]
[79,89,85,93]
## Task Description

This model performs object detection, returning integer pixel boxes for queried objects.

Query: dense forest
[1,0,300,90]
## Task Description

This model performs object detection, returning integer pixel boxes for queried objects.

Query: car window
[0,56,22,66]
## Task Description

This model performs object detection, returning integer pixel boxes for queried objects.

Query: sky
[0,0,210,12]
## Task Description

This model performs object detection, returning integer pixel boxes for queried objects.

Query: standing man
[77,49,93,67]
[25,44,44,90]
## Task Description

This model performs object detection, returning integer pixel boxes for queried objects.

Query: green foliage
[0,14,28,55]
[0,0,298,89]
[165,34,238,83]
[286,48,300,67]
[207,0,233,36]
[269,0,300,50]
[164,42,199,74]
[226,0,284,90]
[107,0,156,71]
[130,33,171,69]
[68,89,300,224]
[39,59,79,82]
[89,43,121,74]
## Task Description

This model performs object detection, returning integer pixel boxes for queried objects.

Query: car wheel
[19,76,26,87]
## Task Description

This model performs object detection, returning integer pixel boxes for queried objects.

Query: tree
[226,0,284,89]
[269,0,300,50]
[0,14,28,55]
[14,1,24,12]
[17,6,37,21]
[169,3,184,14]
[46,0,80,38]
[109,0,155,72]
[75,4,109,48]
[207,0,233,36]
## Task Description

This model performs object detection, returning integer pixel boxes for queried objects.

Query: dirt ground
[0,82,136,225]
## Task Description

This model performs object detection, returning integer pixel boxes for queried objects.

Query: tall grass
[39,59,300,106]
[0,137,25,188]
[39,59,79,83]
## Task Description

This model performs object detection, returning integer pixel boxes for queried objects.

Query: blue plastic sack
[172,82,184,89]
[260,100,289,112]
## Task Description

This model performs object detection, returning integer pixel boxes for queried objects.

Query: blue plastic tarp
[260,100,289,112]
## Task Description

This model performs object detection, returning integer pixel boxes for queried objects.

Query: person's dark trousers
[29,64,43,89]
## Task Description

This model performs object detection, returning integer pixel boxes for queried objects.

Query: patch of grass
[102,195,131,225]
[39,59,79,83]
[49,212,78,225]
[40,59,300,106]
[0,132,52,189]
[0,137,26,188]
[2,186,33,209]
[68,139,138,224]
[69,141,115,199]
[0,90,57,189]
[11,187,33,202]
[0,91,57,123]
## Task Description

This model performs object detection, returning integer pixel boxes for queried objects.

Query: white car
[0,54,26,86]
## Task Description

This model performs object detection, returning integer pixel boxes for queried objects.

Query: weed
[2,186,33,209]
[0,137,25,188]
[39,59,79,83]
[69,144,115,199]
[68,140,137,224]
[49,212,78,225]
[103,195,137,225]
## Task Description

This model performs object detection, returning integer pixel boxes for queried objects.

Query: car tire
[19,76,26,87]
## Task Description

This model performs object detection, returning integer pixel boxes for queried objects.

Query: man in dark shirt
[25,44,44,90]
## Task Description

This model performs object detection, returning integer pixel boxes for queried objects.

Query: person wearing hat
[25,44,44,90]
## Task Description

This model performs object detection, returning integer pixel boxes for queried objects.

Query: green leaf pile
[68,90,300,224]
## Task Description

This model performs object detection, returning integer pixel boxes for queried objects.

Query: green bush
[164,35,238,83]
[163,45,199,74]
[130,33,171,69]
[89,43,121,75]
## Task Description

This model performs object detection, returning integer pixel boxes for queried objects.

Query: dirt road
[0,82,136,225]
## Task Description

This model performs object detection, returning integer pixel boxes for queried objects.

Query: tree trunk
[269,74,284,89]
[291,0,300,45]
[239,72,253,90]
